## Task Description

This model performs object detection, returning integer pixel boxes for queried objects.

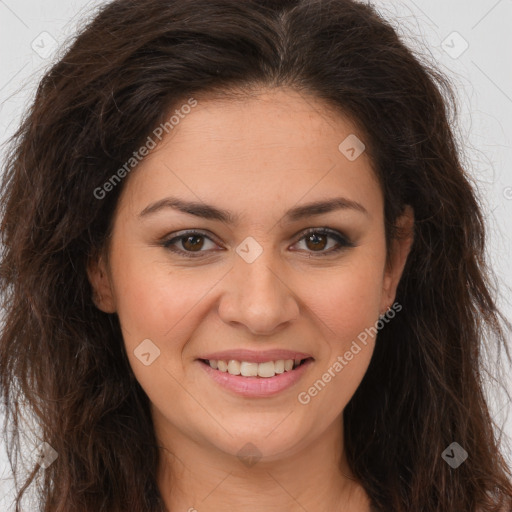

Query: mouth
[196,356,315,397]
[198,357,313,378]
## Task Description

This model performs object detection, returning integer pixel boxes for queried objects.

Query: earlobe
[87,252,116,313]
[381,205,415,310]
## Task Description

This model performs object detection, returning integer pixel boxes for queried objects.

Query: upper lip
[197,349,314,364]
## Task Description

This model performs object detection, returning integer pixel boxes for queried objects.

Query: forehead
[118,87,383,224]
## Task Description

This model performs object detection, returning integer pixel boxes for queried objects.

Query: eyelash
[161,227,355,259]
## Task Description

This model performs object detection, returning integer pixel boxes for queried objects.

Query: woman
[1,0,511,510]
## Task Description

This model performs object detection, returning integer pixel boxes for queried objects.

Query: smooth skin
[88,87,414,512]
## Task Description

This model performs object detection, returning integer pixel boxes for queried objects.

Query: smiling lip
[197,353,314,398]
[196,349,313,363]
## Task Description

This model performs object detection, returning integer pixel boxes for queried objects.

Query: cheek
[112,259,203,343]
[306,257,385,346]
[110,242,228,358]
[297,254,385,406]
[109,250,217,401]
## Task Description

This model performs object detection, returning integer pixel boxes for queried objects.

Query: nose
[217,248,300,336]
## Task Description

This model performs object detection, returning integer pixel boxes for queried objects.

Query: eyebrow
[138,195,369,224]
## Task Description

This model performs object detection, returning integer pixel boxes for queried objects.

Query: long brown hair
[1,0,511,510]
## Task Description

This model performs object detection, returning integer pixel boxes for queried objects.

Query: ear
[380,205,414,312]
[87,250,116,313]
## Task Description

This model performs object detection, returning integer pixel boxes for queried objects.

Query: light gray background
[1,0,511,509]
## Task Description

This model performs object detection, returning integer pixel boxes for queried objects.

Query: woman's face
[89,87,413,463]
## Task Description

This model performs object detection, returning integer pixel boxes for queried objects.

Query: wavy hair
[1,0,511,510]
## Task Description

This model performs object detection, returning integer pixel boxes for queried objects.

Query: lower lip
[198,359,314,398]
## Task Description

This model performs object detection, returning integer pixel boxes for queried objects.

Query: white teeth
[227,360,241,375]
[258,361,275,378]
[240,361,259,377]
[206,358,305,378]
[217,360,228,372]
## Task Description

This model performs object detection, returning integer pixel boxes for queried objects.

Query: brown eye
[163,230,219,257]
[293,228,354,256]
[304,232,328,251]
[181,234,205,252]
